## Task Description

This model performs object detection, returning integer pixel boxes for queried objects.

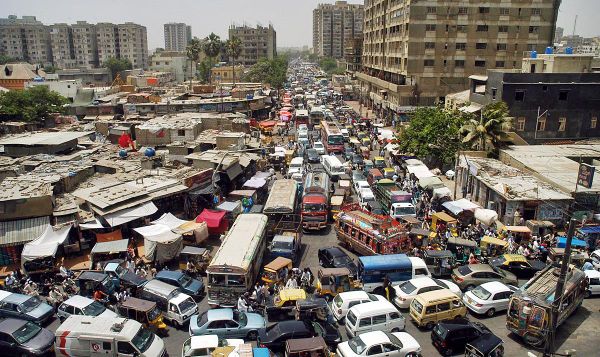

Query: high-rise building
[228,24,276,66]
[313,1,363,58]
[49,23,76,69]
[164,22,192,52]
[358,0,561,113]
[0,15,52,66]
[118,23,148,69]
[555,26,564,42]
[71,21,98,68]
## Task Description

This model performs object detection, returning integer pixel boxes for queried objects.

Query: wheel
[172,319,181,329]
[391,327,400,333]
[247,331,258,340]
[443,348,453,356]
[465,285,476,291]
[585,290,592,298]
[425,321,434,330]
[486,308,496,317]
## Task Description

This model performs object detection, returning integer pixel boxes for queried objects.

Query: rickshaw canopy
[465,333,503,356]
[120,297,156,312]
[481,236,508,248]
[264,257,293,272]
[447,237,477,248]
[318,267,351,277]
[424,250,454,259]
[503,226,531,234]
[432,212,457,224]
[286,336,328,354]
[331,196,345,206]
[410,228,430,237]
[278,288,307,301]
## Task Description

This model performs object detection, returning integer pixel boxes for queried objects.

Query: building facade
[49,24,76,69]
[0,16,52,66]
[164,23,192,52]
[228,24,276,66]
[117,23,148,69]
[313,1,364,59]
[71,21,98,68]
[149,51,195,83]
[358,0,561,119]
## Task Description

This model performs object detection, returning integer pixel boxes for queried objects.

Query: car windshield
[333,256,352,265]
[348,336,367,354]
[311,321,325,336]
[394,206,415,215]
[494,256,507,265]
[266,324,280,337]
[20,296,41,312]
[491,265,507,276]
[304,203,325,212]
[471,286,492,300]
[82,301,106,316]
[179,297,196,313]
[432,324,448,339]
[432,278,447,288]
[346,310,357,325]
[148,306,161,321]
[385,332,403,348]
[115,265,127,278]
[328,135,344,145]
[132,326,154,352]
[457,266,472,275]
[233,310,248,326]
[411,299,424,314]
[367,293,378,301]
[333,295,343,308]
[178,274,192,287]
[12,321,41,344]
[399,281,417,294]
[272,241,293,250]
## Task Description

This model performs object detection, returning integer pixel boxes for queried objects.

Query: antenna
[572,14,578,37]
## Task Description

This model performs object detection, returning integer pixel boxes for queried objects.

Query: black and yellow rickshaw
[315,267,360,299]
[179,246,210,276]
[117,297,168,336]
[479,236,508,258]
[261,256,293,287]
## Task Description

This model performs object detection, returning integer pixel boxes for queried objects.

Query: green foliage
[242,55,289,89]
[397,107,468,167]
[203,33,222,83]
[186,37,203,87]
[0,55,16,65]
[318,57,345,75]
[197,59,211,84]
[307,53,319,63]
[102,57,132,78]
[43,65,57,74]
[460,101,513,153]
[0,86,68,122]
[225,36,243,86]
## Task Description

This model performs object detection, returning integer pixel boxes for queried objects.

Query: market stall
[133,225,183,264]
[196,209,228,235]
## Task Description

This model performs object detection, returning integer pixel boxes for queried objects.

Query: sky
[2,0,598,49]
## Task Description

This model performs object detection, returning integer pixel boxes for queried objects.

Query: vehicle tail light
[475,303,482,307]
[398,296,406,301]
[441,341,447,348]
[260,344,266,348]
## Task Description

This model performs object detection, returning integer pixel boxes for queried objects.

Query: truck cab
[268,235,301,264]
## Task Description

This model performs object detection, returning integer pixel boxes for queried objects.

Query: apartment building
[228,24,276,66]
[49,24,75,69]
[117,23,148,69]
[358,0,561,118]
[71,21,98,68]
[313,1,364,58]
[0,16,52,66]
[164,23,192,52]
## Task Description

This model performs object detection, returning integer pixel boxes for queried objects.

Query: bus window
[508,300,519,318]
[227,275,244,286]
[210,274,226,285]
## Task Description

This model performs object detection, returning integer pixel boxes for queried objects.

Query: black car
[343,146,354,161]
[489,255,547,279]
[351,154,364,166]
[257,320,341,351]
[0,318,55,356]
[431,318,491,356]
[306,148,320,163]
[318,247,358,277]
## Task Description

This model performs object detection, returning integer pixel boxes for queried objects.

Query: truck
[373,179,416,220]
[301,171,331,231]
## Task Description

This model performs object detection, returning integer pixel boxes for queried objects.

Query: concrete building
[49,24,76,69]
[164,23,191,52]
[0,15,52,66]
[313,1,364,59]
[95,23,119,66]
[117,23,148,69]
[358,0,561,119]
[25,78,81,102]
[211,65,245,84]
[228,24,276,66]
[149,51,195,83]
[0,131,94,157]
[344,35,363,73]
[0,63,45,90]
[71,21,98,68]
[56,67,111,86]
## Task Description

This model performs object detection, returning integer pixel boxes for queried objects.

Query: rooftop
[0,178,52,201]
[0,131,94,146]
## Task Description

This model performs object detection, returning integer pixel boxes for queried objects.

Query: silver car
[57,295,118,322]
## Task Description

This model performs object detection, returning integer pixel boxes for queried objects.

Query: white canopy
[432,186,452,199]
[134,224,182,264]
[408,165,435,179]
[418,176,444,189]
[405,159,424,166]
[243,177,267,189]
[103,202,158,227]
[442,199,481,215]
[151,213,188,230]
[22,224,72,262]
[474,208,499,226]
[151,213,208,244]
[79,218,104,230]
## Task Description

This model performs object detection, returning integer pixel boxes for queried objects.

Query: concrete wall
[0,196,53,220]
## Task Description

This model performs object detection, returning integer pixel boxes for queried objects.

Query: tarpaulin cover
[79,218,104,230]
[95,230,123,243]
[152,213,208,244]
[134,225,182,264]
[90,239,129,266]
[418,176,443,189]
[103,201,158,227]
[442,199,480,215]
[410,166,435,179]
[196,209,228,235]
[474,208,499,226]
[557,237,587,248]
[21,224,72,262]
[151,213,188,230]
[243,177,267,189]
[432,186,452,199]
[253,171,273,179]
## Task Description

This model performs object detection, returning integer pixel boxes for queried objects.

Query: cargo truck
[373,179,416,220]
[301,172,331,231]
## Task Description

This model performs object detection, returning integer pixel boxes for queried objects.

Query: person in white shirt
[237,296,248,312]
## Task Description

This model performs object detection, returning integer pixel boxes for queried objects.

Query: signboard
[577,163,595,189]
[183,169,214,189]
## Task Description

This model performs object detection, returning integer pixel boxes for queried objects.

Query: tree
[397,107,468,168]
[197,58,211,84]
[460,101,513,153]
[185,37,203,90]
[242,55,289,89]
[225,36,242,88]
[43,65,57,74]
[0,55,16,65]
[0,86,68,122]
[102,57,132,79]
[203,33,222,84]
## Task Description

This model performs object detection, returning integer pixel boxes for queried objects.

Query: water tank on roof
[531,51,538,59]
[119,149,127,158]
[565,47,574,54]
[246,94,254,100]
[144,147,156,157]
[545,47,553,54]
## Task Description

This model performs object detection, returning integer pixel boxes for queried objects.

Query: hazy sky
[2,0,598,48]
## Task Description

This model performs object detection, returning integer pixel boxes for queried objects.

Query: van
[358,188,375,209]
[409,289,467,329]
[288,157,304,177]
[344,300,405,338]
[321,155,345,180]
[54,315,166,357]
[139,279,198,328]
[367,169,383,186]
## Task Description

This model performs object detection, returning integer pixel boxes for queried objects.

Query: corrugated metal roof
[0,216,49,247]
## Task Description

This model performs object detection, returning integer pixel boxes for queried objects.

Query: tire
[425,321,434,330]
[585,290,592,298]
[391,327,400,333]
[172,319,181,329]
[486,308,496,317]
[443,348,453,357]
[247,331,258,340]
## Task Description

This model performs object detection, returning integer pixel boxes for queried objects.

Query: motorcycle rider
[48,286,64,309]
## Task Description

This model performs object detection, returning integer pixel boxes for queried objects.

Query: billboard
[577,163,595,189]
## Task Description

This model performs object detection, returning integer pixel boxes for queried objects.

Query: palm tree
[185,37,202,90]
[225,36,242,88]
[460,101,513,152]
[203,33,222,84]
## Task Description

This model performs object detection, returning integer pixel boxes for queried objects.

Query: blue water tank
[119,149,127,158]
[565,47,574,54]
[246,94,254,100]
[144,147,156,157]
[545,46,553,54]
[531,51,538,59]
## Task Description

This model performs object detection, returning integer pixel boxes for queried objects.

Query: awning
[151,213,188,230]
[418,176,444,189]
[79,218,104,230]
[474,208,499,226]
[432,186,452,199]
[134,225,181,242]
[407,165,434,179]
[468,75,488,81]
[225,163,243,180]
[102,201,158,227]
[557,237,587,248]
[442,199,480,215]
[134,225,182,263]
[459,103,483,114]
[196,209,228,235]
[91,239,129,254]
[22,224,72,262]
[0,216,50,247]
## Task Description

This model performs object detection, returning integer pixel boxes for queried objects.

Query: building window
[425,24,436,31]
[456,25,467,32]
[559,90,569,101]
[532,8,541,15]
[529,26,539,34]
[500,8,510,15]
[592,117,598,129]
[479,7,490,14]
[492,88,497,100]
[456,43,466,50]
[476,43,487,49]
[517,117,526,131]
[425,42,435,49]
[424,59,435,67]
[537,117,546,131]
[427,7,436,14]
[177,129,185,136]
[558,117,567,131]
[475,60,486,67]
[496,61,505,67]
[455,60,465,68]
[497,43,507,51]
[515,90,525,101]
[498,25,509,33]
[477,25,489,32]
[458,7,468,15]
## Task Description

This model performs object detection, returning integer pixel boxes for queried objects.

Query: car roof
[0,290,11,301]
[405,276,436,288]
[156,270,183,279]
[0,318,28,333]
[414,289,458,302]
[276,320,308,333]
[338,291,370,300]
[358,330,391,345]
[349,300,395,315]
[3,293,29,304]
[273,235,295,243]
[207,308,234,321]
[467,264,494,273]
[190,335,219,349]
[478,281,510,294]
[63,295,94,308]
[321,246,346,257]
[585,270,600,278]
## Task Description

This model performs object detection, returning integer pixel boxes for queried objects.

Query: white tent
[474,208,499,226]
[22,224,72,262]
[103,202,158,227]
[432,186,452,199]
[151,213,188,230]
[151,213,208,244]
[134,225,182,264]
[442,199,481,215]
[408,165,435,179]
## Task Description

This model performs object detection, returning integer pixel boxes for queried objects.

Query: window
[498,26,509,33]
[592,117,597,129]
[458,7,468,15]
[497,43,507,51]
[424,59,435,67]
[359,318,372,327]
[558,117,566,132]
[496,61,505,68]
[559,90,569,101]
[532,8,541,15]
[117,342,135,354]
[475,60,486,67]
[456,25,467,32]
[382,344,399,353]
[437,302,450,312]
[455,60,465,68]
[426,305,436,314]
[373,314,387,324]
[456,43,466,50]
[479,7,490,14]
[515,90,525,101]
[492,88,497,99]
[476,43,487,49]
[367,345,383,356]
[517,117,526,131]
[537,117,546,131]
[500,8,510,15]
[389,312,401,319]
[415,268,429,276]
[529,26,539,34]
[425,42,435,49]
[425,24,436,31]
[427,6,436,14]
[177,129,185,136]
[477,25,488,32]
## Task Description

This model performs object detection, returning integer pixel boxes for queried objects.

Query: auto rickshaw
[179,246,211,276]
[479,236,508,258]
[330,195,345,220]
[337,180,351,197]
[465,333,504,357]
[285,337,333,357]
[315,267,359,299]
[423,250,456,277]
[361,137,372,149]
[345,124,353,136]
[261,256,293,287]
[430,211,459,235]
[265,288,307,319]
[547,247,588,267]
[357,131,367,140]
[373,156,386,170]
[383,167,395,179]
[294,298,332,323]
[285,149,296,166]
[499,225,532,244]
[349,137,360,150]
[446,237,478,264]
[362,160,374,176]
[117,297,168,336]
[359,146,370,159]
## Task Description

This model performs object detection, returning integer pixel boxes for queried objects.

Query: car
[431,318,492,356]
[351,154,364,166]
[155,270,205,300]
[0,291,54,325]
[336,330,421,357]
[181,335,244,357]
[257,320,341,351]
[393,277,462,309]
[445,170,455,180]
[189,308,266,340]
[353,180,370,195]
[318,247,358,277]
[268,235,301,263]
[331,291,386,322]
[462,281,517,317]
[307,148,320,163]
[313,141,326,155]
[584,270,600,297]
[344,146,355,161]
[351,171,366,183]
[451,264,518,291]
[265,289,307,319]
[57,295,118,322]
[0,318,55,356]
[489,254,546,279]
[103,262,147,291]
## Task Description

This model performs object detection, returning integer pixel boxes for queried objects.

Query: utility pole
[572,14,578,37]
[544,218,576,357]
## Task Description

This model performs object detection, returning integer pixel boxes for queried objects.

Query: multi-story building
[95,23,119,66]
[313,1,363,58]
[0,15,52,66]
[344,35,363,73]
[117,23,148,69]
[149,51,196,83]
[358,0,561,119]
[49,23,76,69]
[228,24,276,66]
[71,21,98,68]
[164,23,192,52]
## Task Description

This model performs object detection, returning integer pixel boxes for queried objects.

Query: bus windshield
[327,135,344,145]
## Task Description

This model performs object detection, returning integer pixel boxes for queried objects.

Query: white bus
[321,155,345,180]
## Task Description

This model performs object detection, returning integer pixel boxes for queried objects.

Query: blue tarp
[359,254,411,271]
[578,226,600,234]
[556,237,587,248]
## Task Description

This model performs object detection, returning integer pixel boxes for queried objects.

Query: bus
[320,121,344,153]
[295,109,309,128]
[206,214,268,307]
[357,254,430,293]
[309,106,325,129]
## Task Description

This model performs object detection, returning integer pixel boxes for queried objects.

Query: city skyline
[3,0,598,49]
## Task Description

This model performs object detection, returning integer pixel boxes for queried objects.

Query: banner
[577,163,595,189]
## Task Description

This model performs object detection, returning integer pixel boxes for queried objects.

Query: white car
[462,281,518,317]
[337,331,421,357]
[353,180,370,194]
[331,291,386,322]
[313,141,326,155]
[57,295,118,322]
[585,270,600,297]
[181,335,244,357]
[393,277,462,309]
